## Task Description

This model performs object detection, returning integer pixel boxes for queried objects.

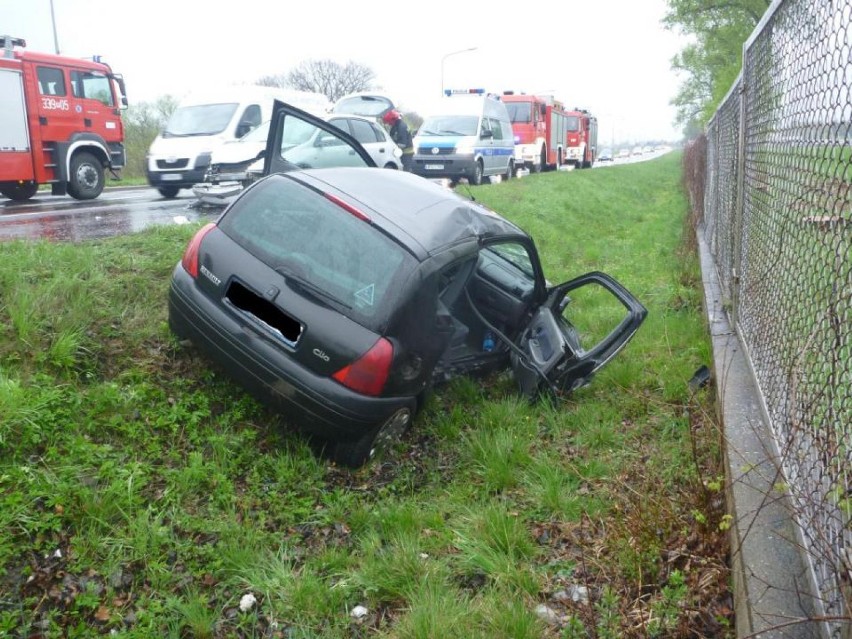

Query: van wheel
[0,181,38,201]
[469,160,483,186]
[157,186,180,198]
[503,160,514,181]
[67,152,104,200]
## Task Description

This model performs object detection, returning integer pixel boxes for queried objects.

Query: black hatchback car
[168,101,647,467]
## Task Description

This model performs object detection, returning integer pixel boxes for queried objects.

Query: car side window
[480,118,491,138]
[371,123,388,142]
[241,105,262,129]
[485,242,535,280]
[70,70,113,105]
[490,118,503,140]
[348,118,380,144]
[37,66,66,96]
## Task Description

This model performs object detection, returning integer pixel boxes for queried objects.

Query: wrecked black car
[168,101,647,467]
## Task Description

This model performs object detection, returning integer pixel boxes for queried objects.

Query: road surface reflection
[0,189,222,242]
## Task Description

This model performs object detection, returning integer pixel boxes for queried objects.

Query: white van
[412,90,515,185]
[146,86,330,198]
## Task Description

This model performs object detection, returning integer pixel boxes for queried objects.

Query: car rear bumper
[168,264,415,442]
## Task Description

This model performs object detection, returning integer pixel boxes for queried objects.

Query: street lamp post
[49,0,61,54]
[441,47,477,96]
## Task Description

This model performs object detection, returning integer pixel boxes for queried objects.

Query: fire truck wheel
[67,152,104,200]
[534,147,545,172]
[158,186,181,198]
[0,181,39,201]
[469,160,483,186]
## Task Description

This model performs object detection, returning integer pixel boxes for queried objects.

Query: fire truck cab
[0,35,127,201]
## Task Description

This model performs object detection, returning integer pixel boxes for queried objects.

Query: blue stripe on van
[415,143,515,155]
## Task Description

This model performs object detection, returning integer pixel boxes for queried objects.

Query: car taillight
[181,223,216,278]
[332,337,393,396]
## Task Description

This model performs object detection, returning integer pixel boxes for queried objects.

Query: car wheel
[469,160,483,186]
[383,162,399,170]
[330,407,412,468]
[503,160,514,181]
[67,152,104,200]
[0,181,38,201]
[157,186,181,198]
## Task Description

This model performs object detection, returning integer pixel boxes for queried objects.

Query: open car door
[511,271,647,397]
[263,100,376,176]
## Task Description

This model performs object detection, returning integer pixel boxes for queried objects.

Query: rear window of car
[218,174,416,326]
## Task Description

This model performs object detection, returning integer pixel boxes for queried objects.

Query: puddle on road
[0,200,222,242]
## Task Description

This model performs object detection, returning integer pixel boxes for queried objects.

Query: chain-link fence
[698,0,851,635]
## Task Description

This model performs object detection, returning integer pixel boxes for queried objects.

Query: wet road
[0,187,222,242]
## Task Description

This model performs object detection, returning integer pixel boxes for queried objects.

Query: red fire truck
[0,35,127,201]
[502,93,598,171]
[564,107,598,169]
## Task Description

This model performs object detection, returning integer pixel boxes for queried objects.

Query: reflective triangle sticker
[355,283,375,306]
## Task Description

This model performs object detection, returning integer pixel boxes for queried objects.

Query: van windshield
[505,102,532,123]
[418,115,479,136]
[164,103,239,137]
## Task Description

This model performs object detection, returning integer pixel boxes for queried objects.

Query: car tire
[383,162,399,170]
[67,152,104,200]
[503,160,514,181]
[157,186,181,198]
[469,160,483,186]
[329,408,412,468]
[1,181,39,201]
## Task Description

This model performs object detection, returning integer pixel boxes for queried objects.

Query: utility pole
[50,0,60,54]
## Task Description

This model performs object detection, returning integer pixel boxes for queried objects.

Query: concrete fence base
[696,223,826,639]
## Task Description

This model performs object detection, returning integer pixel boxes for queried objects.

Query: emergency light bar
[1,35,26,58]
[444,88,485,96]
[0,35,26,48]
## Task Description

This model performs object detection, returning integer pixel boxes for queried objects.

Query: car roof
[286,168,527,259]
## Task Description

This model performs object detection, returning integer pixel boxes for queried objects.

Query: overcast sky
[2,0,690,144]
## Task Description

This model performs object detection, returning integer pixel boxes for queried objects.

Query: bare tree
[258,59,376,103]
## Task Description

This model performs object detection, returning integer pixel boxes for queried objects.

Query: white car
[195,114,402,204]
[309,113,403,170]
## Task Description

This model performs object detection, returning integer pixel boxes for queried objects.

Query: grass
[0,153,733,637]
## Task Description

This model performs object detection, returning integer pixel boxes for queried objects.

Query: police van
[412,89,515,185]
